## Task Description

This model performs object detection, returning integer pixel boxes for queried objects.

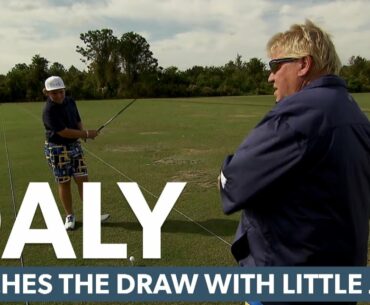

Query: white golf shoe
[65,214,76,230]
[101,214,110,222]
[65,214,109,230]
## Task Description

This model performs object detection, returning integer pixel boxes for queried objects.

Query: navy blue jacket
[220,75,370,267]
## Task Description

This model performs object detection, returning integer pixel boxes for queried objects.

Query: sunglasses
[268,57,300,73]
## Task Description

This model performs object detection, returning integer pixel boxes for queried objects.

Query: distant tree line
[0,29,369,102]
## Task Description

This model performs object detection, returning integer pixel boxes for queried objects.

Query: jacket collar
[303,74,347,91]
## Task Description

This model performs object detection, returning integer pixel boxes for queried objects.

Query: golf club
[97,98,137,132]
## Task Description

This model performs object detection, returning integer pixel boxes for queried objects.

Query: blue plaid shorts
[44,141,88,183]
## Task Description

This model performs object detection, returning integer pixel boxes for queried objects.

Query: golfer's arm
[57,128,87,139]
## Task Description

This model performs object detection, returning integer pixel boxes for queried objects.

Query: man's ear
[298,56,313,77]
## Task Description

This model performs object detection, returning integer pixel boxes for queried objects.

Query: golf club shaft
[97,99,137,132]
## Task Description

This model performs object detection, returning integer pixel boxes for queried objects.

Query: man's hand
[85,130,99,140]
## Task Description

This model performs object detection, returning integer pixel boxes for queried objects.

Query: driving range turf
[1,94,369,305]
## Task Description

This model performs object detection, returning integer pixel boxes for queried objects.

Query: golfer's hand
[86,130,99,140]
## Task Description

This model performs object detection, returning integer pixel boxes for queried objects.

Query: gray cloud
[0,0,369,73]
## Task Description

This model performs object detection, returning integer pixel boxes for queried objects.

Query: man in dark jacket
[219,20,370,304]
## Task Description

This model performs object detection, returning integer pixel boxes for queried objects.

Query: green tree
[0,74,10,102]
[184,66,205,96]
[27,54,49,100]
[6,63,29,101]
[221,55,244,95]
[245,57,269,94]
[49,62,67,78]
[158,66,188,97]
[340,56,370,92]
[76,29,120,97]
[63,66,88,99]
[118,31,158,88]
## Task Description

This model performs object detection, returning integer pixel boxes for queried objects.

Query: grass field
[1,94,370,305]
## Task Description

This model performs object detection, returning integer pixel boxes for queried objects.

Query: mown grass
[0,94,369,305]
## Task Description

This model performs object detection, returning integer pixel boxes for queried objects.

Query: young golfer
[42,76,109,230]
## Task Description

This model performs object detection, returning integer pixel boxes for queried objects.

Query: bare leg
[74,175,88,202]
[74,174,110,222]
[58,180,73,215]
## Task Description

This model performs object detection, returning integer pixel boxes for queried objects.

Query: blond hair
[266,19,341,75]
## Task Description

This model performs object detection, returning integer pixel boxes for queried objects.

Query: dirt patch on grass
[105,145,159,153]
[182,148,212,155]
[154,156,199,165]
[189,113,211,118]
[139,131,164,135]
[170,170,215,189]
[153,148,218,165]
[229,114,257,118]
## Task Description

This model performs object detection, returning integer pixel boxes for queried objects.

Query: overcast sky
[0,0,369,74]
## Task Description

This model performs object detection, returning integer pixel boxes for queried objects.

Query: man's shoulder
[279,75,346,104]
[272,77,368,136]
[43,98,55,112]
[64,96,76,104]
[61,96,78,111]
[275,76,349,114]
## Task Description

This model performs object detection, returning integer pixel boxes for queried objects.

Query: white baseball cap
[45,76,65,91]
